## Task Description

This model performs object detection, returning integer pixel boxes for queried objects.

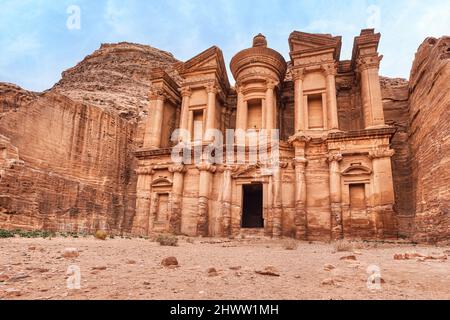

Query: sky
[0,0,449,92]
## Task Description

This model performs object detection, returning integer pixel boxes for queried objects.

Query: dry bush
[333,240,353,252]
[94,230,107,240]
[185,237,195,244]
[283,239,299,250]
[156,234,178,246]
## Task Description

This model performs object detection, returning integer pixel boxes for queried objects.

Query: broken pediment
[341,165,372,176]
[177,46,230,91]
[289,31,342,60]
[151,177,173,188]
[232,164,274,179]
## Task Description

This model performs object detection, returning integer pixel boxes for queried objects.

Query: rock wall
[408,37,450,243]
[380,77,414,237]
[0,84,136,233]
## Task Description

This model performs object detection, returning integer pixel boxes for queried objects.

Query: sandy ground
[0,236,449,300]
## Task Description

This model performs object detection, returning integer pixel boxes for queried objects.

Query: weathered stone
[207,267,219,277]
[161,256,179,267]
[323,264,336,271]
[340,255,357,261]
[255,266,280,277]
[62,248,79,259]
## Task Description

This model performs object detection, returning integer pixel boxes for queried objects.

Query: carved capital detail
[149,88,167,101]
[292,67,305,81]
[206,82,219,94]
[369,148,395,159]
[135,167,154,175]
[327,153,343,163]
[180,86,192,98]
[265,79,277,90]
[288,133,311,147]
[196,162,217,173]
[356,55,383,72]
[322,62,338,76]
[168,164,187,174]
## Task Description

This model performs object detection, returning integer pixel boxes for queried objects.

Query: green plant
[0,229,15,238]
[156,234,178,247]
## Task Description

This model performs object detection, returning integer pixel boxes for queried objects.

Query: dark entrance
[242,183,264,228]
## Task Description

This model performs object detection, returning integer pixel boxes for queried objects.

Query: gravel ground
[1,236,449,300]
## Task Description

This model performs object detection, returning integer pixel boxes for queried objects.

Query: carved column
[143,90,166,148]
[289,134,310,240]
[196,162,216,236]
[265,80,276,131]
[272,162,287,238]
[327,153,343,240]
[168,164,186,234]
[205,83,218,141]
[323,63,339,131]
[179,86,191,141]
[235,85,247,131]
[220,165,237,236]
[369,148,396,238]
[132,167,154,236]
[292,68,305,132]
[357,55,385,128]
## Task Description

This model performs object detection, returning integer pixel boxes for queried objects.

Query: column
[265,80,276,131]
[272,163,285,238]
[293,68,305,132]
[369,148,396,238]
[220,165,236,236]
[235,85,247,131]
[132,167,154,236]
[196,162,216,236]
[179,86,191,141]
[358,55,385,128]
[143,91,165,148]
[292,136,309,240]
[205,83,218,141]
[169,165,186,234]
[323,63,339,131]
[327,153,343,240]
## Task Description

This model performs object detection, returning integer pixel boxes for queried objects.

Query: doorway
[242,183,264,228]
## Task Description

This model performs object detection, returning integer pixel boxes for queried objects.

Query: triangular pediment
[177,46,230,89]
[289,31,341,59]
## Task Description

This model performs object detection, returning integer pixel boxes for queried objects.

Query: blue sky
[1,0,449,91]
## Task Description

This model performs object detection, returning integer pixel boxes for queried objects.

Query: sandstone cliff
[408,37,450,243]
[0,42,182,234]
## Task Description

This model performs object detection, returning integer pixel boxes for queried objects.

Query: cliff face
[0,42,181,234]
[380,77,414,237]
[408,37,450,243]
[0,84,135,232]
[51,42,181,121]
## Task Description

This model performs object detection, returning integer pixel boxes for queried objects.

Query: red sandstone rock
[161,256,179,267]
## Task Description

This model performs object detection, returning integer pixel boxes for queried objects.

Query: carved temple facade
[132,29,398,240]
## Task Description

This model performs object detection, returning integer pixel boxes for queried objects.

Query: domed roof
[230,34,287,81]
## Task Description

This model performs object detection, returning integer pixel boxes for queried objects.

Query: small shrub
[283,239,299,250]
[94,230,108,240]
[156,234,178,247]
[333,240,353,252]
[185,237,195,244]
[0,229,15,238]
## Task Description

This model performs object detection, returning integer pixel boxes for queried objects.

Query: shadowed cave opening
[242,183,264,228]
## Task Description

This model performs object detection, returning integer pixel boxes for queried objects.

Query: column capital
[180,86,192,97]
[327,153,343,163]
[356,54,383,72]
[265,80,278,90]
[196,162,217,173]
[288,133,311,147]
[149,88,167,101]
[292,67,305,81]
[169,164,187,174]
[369,148,395,159]
[206,82,219,94]
[135,166,154,175]
[322,62,338,76]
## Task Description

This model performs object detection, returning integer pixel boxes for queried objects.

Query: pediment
[177,46,230,89]
[232,164,273,179]
[151,177,173,188]
[289,31,341,60]
[341,165,372,176]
